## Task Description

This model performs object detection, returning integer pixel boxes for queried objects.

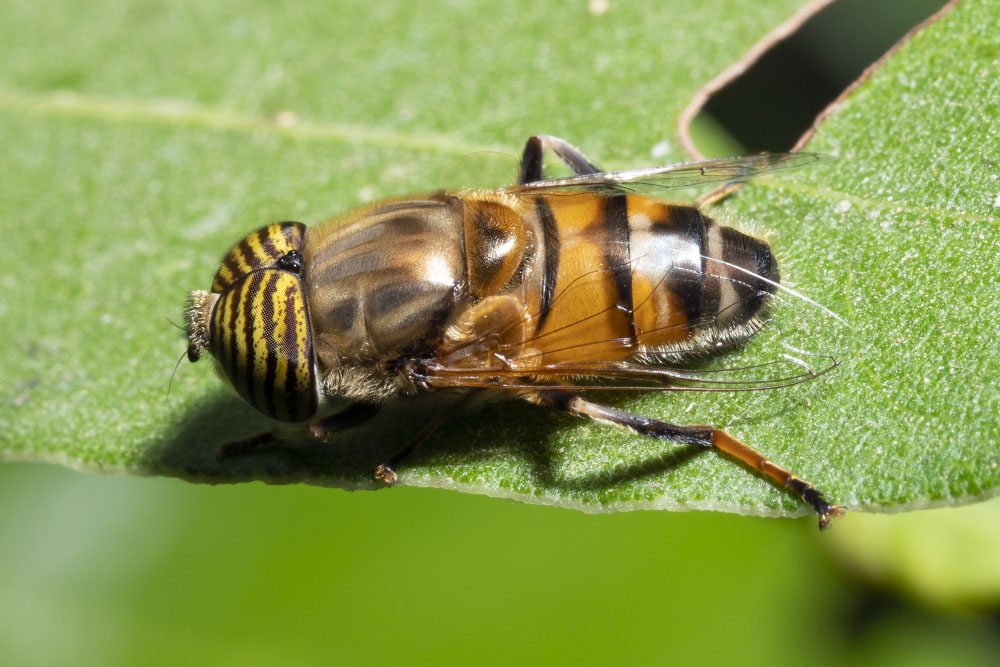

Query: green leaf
[1,0,996,519]
[715,0,1000,513]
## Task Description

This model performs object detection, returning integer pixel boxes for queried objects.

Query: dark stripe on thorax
[603,195,636,342]
[534,197,560,332]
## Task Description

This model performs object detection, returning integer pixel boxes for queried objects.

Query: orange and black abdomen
[521,193,779,366]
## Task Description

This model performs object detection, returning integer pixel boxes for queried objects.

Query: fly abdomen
[522,193,780,367]
[628,199,705,351]
[628,197,779,356]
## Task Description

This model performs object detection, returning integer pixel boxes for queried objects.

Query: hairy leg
[529,389,845,529]
[519,134,602,184]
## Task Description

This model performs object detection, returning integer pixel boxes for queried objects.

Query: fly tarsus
[529,389,845,530]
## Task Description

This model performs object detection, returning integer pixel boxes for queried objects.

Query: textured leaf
[717,0,1000,513]
[1,0,995,518]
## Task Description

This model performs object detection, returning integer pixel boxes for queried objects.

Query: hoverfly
[185,135,845,528]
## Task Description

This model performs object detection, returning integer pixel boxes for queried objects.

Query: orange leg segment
[530,390,845,529]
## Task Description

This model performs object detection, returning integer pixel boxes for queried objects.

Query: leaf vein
[0,88,506,156]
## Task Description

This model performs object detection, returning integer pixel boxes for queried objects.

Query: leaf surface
[2,0,995,517]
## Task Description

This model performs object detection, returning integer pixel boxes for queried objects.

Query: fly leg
[372,409,451,485]
[530,390,845,529]
[373,392,483,485]
[218,402,380,459]
[519,134,602,184]
[696,181,746,207]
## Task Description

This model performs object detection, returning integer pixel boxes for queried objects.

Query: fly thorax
[437,294,530,372]
[184,221,319,422]
[462,197,527,298]
[304,198,467,372]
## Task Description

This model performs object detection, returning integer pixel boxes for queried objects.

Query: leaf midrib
[0,87,507,156]
[7,86,994,228]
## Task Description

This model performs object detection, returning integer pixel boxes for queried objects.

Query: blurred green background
[2,1,998,665]
[3,463,1000,665]
[698,0,952,153]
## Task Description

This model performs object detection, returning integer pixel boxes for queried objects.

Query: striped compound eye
[186,222,318,422]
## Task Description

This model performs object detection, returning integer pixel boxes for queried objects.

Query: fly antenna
[167,348,187,397]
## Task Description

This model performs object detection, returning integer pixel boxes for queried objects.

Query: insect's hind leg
[519,135,603,184]
[529,390,845,529]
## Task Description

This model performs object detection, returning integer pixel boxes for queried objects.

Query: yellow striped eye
[188,222,318,422]
[208,268,317,421]
[211,222,307,293]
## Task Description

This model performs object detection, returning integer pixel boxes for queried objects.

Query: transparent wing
[505,152,831,196]
[417,256,849,393]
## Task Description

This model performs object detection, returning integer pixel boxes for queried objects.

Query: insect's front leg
[528,390,845,529]
[373,391,483,485]
[218,402,380,460]
[519,134,602,184]
[371,409,451,486]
